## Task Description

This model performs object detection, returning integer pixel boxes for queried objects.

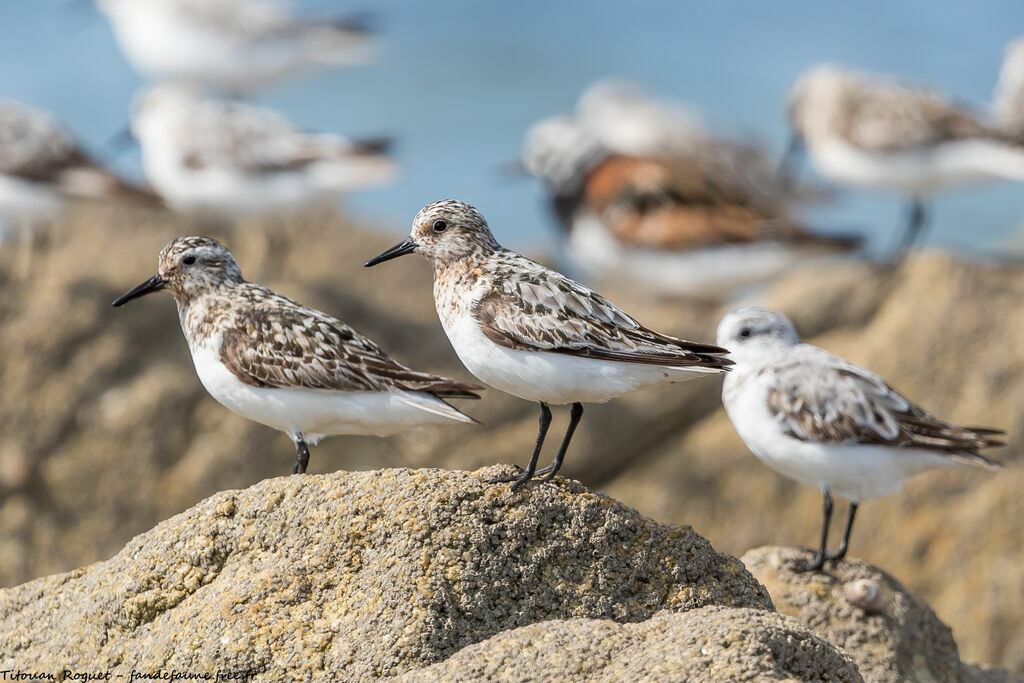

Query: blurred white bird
[519,110,859,301]
[97,0,374,93]
[130,84,396,215]
[785,63,1024,253]
[993,36,1024,140]
[0,97,157,239]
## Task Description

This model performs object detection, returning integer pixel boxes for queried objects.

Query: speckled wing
[844,81,993,152]
[220,292,481,398]
[0,99,87,181]
[181,101,345,173]
[176,0,292,39]
[474,259,731,369]
[765,346,1003,464]
[583,155,859,252]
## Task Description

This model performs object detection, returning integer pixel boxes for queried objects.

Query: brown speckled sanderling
[717,306,1004,572]
[365,199,731,489]
[0,96,157,237]
[784,63,1024,253]
[113,236,481,474]
[97,0,374,92]
[130,84,396,215]
[520,113,860,300]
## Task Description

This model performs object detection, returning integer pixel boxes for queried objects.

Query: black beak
[364,237,418,267]
[778,133,806,186]
[112,274,166,307]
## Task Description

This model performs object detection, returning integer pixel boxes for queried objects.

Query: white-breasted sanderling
[130,84,396,216]
[97,0,374,93]
[718,306,1004,571]
[784,63,1024,253]
[365,199,732,488]
[993,36,1024,139]
[520,114,860,300]
[113,235,481,474]
[0,97,157,236]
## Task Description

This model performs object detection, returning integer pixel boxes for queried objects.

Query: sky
[1,0,1023,254]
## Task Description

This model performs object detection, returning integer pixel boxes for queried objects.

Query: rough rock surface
[742,546,1019,683]
[397,607,864,682]
[0,207,1021,672]
[0,468,771,679]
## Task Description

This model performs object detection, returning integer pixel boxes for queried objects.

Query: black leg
[802,489,833,572]
[893,198,928,259]
[292,434,311,474]
[826,502,859,563]
[538,403,584,482]
[488,402,552,489]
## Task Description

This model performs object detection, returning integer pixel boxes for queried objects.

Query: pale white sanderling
[113,235,481,474]
[364,199,732,488]
[520,114,860,300]
[0,97,157,236]
[97,0,374,93]
[784,63,1024,252]
[718,306,1004,571]
[993,36,1024,139]
[130,84,396,216]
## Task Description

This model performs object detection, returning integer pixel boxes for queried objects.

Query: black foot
[486,468,535,490]
[798,551,827,573]
[825,549,847,564]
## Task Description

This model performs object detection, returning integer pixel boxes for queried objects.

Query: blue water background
[1,0,1022,254]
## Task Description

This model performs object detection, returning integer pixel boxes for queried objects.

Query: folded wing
[220,289,481,399]
[474,262,732,369]
[766,346,1003,466]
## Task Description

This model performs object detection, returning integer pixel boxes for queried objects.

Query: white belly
[810,137,1024,194]
[142,147,327,215]
[724,374,955,502]
[188,339,466,440]
[441,308,713,404]
[569,215,837,299]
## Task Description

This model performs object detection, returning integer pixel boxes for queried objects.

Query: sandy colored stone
[397,607,863,682]
[742,546,1020,683]
[0,467,770,680]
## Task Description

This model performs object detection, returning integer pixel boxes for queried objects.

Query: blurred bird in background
[95,0,374,94]
[992,36,1024,140]
[518,81,860,302]
[783,61,1024,255]
[130,84,396,217]
[0,96,157,244]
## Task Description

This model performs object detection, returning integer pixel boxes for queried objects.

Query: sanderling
[993,36,1024,139]
[130,84,396,215]
[0,97,157,235]
[97,0,374,93]
[113,235,481,474]
[520,114,859,300]
[718,306,1004,571]
[784,63,1024,253]
[365,199,732,488]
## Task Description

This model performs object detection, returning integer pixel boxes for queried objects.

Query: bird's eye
[738,327,752,340]
[182,255,196,265]
[432,220,448,233]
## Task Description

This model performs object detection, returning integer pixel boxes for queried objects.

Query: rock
[0,468,771,679]
[741,546,1020,683]
[397,607,863,682]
